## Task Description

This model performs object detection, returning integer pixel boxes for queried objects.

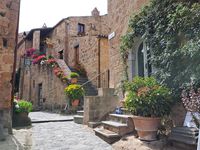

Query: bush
[70,72,79,78]
[15,100,33,113]
[64,84,84,100]
[125,76,173,117]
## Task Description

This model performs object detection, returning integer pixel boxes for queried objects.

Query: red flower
[32,55,46,64]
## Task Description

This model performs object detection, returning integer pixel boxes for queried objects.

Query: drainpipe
[97,37,101,88]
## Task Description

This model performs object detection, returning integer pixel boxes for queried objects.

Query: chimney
[91,7,100,17]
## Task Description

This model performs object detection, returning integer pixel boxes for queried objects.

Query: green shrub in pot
[124,76,173,141]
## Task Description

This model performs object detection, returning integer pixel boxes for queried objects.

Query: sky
[19,0,108,32]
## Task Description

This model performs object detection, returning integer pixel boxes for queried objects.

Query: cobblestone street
[14,112,112,150]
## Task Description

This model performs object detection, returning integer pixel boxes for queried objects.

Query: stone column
[0,110,5,141]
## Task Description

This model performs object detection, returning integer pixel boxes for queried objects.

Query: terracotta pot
[132,116,161,141]
[71,78,78,84]
[72,99,79,106]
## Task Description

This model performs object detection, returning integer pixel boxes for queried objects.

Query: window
[3,38,8,48]
[33,80,35,88]
[78,23,85,35]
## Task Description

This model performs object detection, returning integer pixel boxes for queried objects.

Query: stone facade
[60,14,109,87]
[0,0,20,133]
[107,0,149,90]
[18,8,110,110]
[17,28,70,110]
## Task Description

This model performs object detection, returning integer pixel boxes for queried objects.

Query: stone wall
[0,0,20,132]
[48,22,66,59]
[33,31,40,50]
[20,62,68,110]
[83,88,119,124]
[67,14,109,87]
[107,0,149,90]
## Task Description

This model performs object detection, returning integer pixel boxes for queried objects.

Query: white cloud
[19,0,107,32]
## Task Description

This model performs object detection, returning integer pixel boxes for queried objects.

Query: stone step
[74,115,83,124]
[94,127,121,144]
[171,127,198,135]
[77,110,84,116]
[169,127,199,145]
[109,114,133,124]
[169,134,198,145]
[102,121,129,136]
[85,91,98,96]
[88,122,101,128]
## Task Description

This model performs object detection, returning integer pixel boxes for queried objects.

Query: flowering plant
[53,67,64,78]
[47,58,57,68]
[181,85,200,112]
[125,76,172,117]
[25,48,36,57]
[61,76,69,83]
[32,55,46,64]
[64,84,85,100]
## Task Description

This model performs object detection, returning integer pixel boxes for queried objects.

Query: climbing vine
[120,0,200,94]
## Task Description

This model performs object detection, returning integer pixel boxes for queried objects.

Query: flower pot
[13,112,31,127]
[71,78,78,84]
[132,116,161,141]
[72,99,79,106]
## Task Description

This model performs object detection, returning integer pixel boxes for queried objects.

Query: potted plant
[70,72,79,84]
[62,76,69,84]
[13,100,33,127]
[125,76,172,141]
[64,84,84,106]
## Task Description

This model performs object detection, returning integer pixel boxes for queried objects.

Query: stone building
[0,0,20,136]
[17,8,110,110]
[107,0,149,92]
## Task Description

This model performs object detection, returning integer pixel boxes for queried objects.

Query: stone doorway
[74,45,80,66]
[38,83,43,108]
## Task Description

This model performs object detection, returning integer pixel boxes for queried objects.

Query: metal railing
[81,69,110,88]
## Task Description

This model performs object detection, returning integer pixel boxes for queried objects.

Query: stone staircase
[77,76,98,96]
[56,59,71,76]
[94,113,134,144]
[74,110,84,124]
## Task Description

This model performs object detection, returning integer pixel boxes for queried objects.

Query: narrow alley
[13,112,112,150]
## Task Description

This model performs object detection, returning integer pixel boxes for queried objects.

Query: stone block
[98,88,115,96]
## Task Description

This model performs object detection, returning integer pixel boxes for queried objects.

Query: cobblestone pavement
[14,112,112,150]
[29,111,73,122]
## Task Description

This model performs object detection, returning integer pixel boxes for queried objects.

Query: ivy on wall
[120,0,200,94]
